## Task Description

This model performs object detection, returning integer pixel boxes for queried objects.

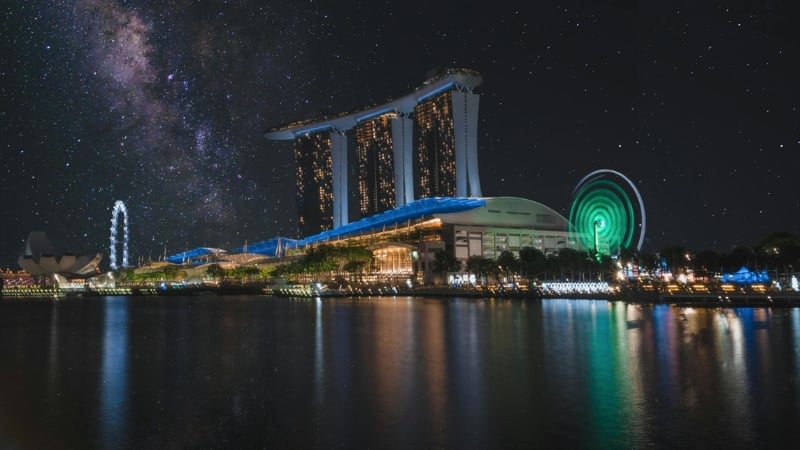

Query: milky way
[68,1,292,250]
[2,1,800,267]
[2,0,314,263]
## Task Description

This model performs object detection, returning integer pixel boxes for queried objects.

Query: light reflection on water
[1,296,799,448]
[794,309,800,381]
[100,297,129,449]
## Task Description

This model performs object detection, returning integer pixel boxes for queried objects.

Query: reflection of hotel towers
[267,69,482,237]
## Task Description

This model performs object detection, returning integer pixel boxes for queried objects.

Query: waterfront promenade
[3,281,800,306]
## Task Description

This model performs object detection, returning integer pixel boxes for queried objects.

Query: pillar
[451,89,482,197]
[330,130,348,228]
[391,114,414,206]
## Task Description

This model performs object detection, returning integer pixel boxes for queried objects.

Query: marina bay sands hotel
[266,68,483,236]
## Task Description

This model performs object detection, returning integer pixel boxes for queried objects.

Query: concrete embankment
[4,284,800,307]
[655,292,800,307]
[267,287,800,307]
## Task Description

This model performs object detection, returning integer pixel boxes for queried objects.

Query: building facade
[294,133,333,236]
[266,69,484,237]
[279,196,581,284]
[355,115,396,217]
[415,92,457,198]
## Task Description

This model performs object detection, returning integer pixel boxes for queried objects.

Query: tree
[162,264,180,281]
[756,232,800,274]
[722,246,755,271]
[519,247,546,281]
[596,254,616,281]
[115,267,135,282]
[693,250,722,279]
[637,253,659,276]
[432,249,461,274]
[343,260,368,283]
[273,261,304,278]
[466,255,495,285]
[660,245,688,272]
[259,265,277,278]
[304,245,338,275]
[555,248,583,280]
[206,263,225,280]
[275,244,375,282]
[496,250,518,281]
[238,266,261,282]
[339,246,373,274]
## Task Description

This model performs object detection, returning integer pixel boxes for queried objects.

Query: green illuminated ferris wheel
[569,170,646,255]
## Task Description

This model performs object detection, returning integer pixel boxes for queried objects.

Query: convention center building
[178,196,581,285]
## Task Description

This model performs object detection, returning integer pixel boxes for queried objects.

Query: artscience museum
[17,231,102,278]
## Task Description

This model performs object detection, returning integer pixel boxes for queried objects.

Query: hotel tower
[266,69,483,237]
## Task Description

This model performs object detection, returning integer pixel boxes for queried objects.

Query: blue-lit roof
[165,197,486,261]
[165,247,226,264]
[298,197,485,246]
[230,237,300,256]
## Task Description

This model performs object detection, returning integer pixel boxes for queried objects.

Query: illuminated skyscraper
[356,115,396,216]
[415,92,456,198]
[415,87,482,199]
[294,133,333,236]
[266,69,482,236]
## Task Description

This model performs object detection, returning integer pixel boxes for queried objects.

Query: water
[1,296,799,449]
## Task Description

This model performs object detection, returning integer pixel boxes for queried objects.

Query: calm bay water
[1,295,799,449]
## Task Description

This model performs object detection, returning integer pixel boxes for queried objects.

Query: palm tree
[693,249,722,279]
[496,250,518,282]
[205,263,225,281]
[466,255,495,285]
[519,247,545,282]
[555,248,583,280]
[432,249,461,274]
[756,232,800,276]
[660,245,688,273]
[343,260,368,283]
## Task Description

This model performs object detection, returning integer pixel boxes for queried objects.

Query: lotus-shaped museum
[17,231,102,277]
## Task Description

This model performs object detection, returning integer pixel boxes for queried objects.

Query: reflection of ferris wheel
[569,170,646,255]
[109,200,129,270]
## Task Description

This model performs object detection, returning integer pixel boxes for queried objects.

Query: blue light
[166,197,486,261]
[297,197,485,246]
[230,237,300,256]
[294,124,332,136]
[165,247,225,264]
[355,107,394,123]
[416,82,455,102]
[721,266,770,284]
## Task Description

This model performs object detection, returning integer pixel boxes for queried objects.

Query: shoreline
[3,285,800,307]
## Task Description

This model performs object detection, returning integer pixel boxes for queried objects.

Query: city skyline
[2,1,799,267]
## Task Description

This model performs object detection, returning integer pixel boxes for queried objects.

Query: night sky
[2,0,799,268]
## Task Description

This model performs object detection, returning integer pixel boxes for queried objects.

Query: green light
[569,179,635,255]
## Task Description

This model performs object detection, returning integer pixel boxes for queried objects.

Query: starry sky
[2,0,799,267]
